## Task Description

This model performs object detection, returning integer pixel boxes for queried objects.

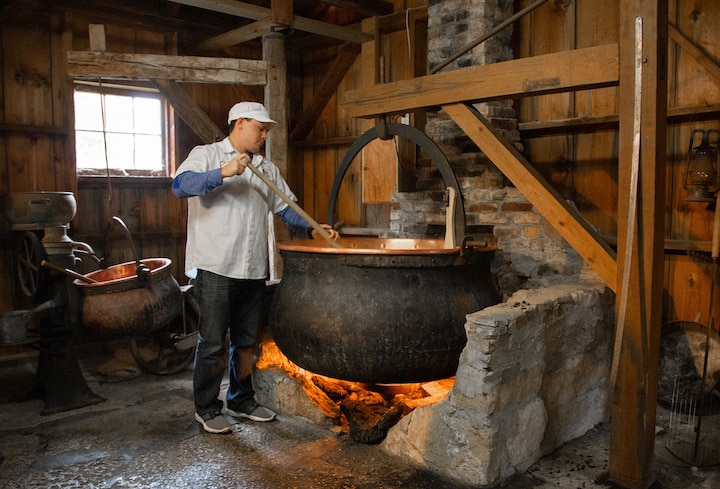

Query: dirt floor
[0,342,718,489]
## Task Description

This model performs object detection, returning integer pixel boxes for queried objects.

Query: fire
[257,340,455,439]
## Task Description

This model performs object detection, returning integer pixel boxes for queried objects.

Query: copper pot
[74,258,182,337]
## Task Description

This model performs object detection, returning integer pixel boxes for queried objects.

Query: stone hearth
[256,279,613,487]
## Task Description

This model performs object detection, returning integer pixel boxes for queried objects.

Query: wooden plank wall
[299,47,351,223]
[0,9,74,310]
[515,0,620,238]
[514,0,720,329]
[295,1,427,229]
[666,0,720,328]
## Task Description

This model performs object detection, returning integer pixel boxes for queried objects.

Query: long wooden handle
[712,194,720,260]
[41,260,98,283]
[244,162,342,248]
[609,16,645,400]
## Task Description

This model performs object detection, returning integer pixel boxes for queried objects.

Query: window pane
[134,97,162,135]
[75,131,106,169]
[134,135,163,170]
[105,133,134,169]
[104,94,135,133]
[74,92,103,131]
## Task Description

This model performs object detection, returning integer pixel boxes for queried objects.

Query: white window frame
[73,81,172,177]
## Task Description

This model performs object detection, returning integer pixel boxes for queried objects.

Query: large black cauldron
[269,238,499,384]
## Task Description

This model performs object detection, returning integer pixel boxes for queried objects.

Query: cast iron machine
[2,191,197,413]
[1,191,105,415]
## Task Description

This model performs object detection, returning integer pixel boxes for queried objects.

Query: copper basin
[74,258,182,337]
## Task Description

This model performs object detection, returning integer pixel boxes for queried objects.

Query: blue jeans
[192,269,266,416]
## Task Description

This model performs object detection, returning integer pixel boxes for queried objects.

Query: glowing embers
[257,341,454,443]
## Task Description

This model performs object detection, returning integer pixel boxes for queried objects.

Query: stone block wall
[428,0,514,71]
[381,282,614,487]
[391,174,589,300]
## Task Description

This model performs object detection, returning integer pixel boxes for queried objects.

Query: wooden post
[263,31,288,280]
[609,1,667,488]
[270,0,293,28]
[263,31,288,173]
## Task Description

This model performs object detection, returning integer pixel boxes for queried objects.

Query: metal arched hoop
[326,122,465,240]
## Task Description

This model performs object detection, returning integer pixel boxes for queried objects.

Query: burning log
[340,398,406,445]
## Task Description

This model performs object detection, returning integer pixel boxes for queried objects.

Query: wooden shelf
[519,103,720,139]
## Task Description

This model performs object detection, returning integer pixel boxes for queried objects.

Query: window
[74,83,169,176]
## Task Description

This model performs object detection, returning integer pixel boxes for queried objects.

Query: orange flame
[257,340,454,424]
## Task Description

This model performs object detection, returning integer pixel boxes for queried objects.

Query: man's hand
[311,224,341,241]
[220,153,251,178]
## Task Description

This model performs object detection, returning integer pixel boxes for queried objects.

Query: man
[172,101,339,434]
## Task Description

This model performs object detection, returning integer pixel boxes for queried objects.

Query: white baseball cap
[227,101,277,125]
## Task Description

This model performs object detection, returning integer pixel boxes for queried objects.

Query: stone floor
[0,343,718,489]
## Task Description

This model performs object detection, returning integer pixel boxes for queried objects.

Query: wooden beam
[271,11,372,44]
[377,6,427,33]
[151,79,224,144]
[50,0,241,36]
[341,43,619,119]
[290,42,361,141]
[170,0,372,44]
[443,103,618,291]
[520,114,620,138]
[67,51,266,84]
[271,0,293,27]
[317,0,393,16]
[282,5,426,55]
[519,103,720,138]
[669,23,720,81]
[197,17,275,51]
[0,123,69,137]
[609,2,668,487]
[170,0,269,19]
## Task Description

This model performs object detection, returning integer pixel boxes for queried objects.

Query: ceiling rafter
[317,0,393,16]
[170,0,373,48]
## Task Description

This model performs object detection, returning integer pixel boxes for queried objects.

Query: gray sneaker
[224,401,276,422]
[195,411,232,433]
